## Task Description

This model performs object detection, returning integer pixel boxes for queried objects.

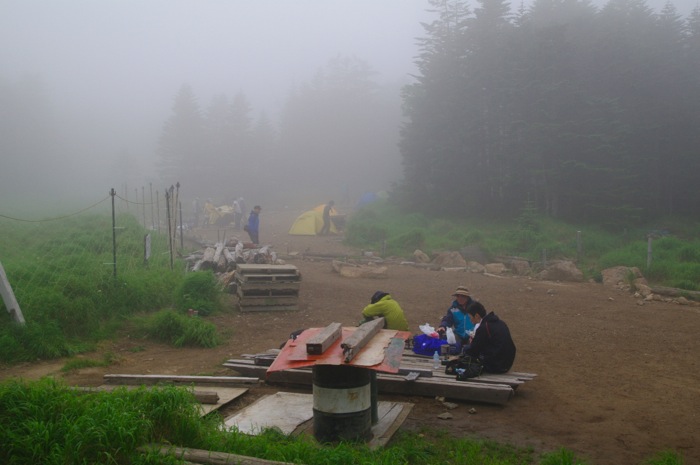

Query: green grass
[0,212,223,364]
[0,378,686,465]
[346,201,700,288]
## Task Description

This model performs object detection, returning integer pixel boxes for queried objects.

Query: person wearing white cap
[437,286,476,346]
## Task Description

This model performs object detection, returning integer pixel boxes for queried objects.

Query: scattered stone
[468,408,477,414]
[437,412,453,420]
[442,401,459,410]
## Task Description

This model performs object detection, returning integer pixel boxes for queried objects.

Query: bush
[175,271,222,316]
[138,310,221,348]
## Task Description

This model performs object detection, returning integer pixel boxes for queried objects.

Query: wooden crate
[235,264,301,312]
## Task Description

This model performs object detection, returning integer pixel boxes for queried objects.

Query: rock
[509,259,531,276]
[468,408,477,414]
[485,263,507,275]
[413,249,431,263]
[537,260,584,282]
[465,261,486,273]
[432,251,467,268]
[331,260,388,278]
[601,266,643,289]
[437,412,453,420]
[442,401,459,410]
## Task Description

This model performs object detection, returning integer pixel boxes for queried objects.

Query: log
[139,443,298,465]
[650,285,700,301]
[306,322,342,355]
[213,242,225,263]
[340,318,384,363]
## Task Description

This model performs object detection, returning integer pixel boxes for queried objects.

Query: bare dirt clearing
[2,207,699,465]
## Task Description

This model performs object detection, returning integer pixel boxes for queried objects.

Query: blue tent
[356,192,378,209]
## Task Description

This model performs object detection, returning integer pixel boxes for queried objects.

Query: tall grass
[346,202,700,288]
[0,213,223,363]
[0,378,685,465]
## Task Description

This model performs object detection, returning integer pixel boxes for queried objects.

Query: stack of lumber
[235,264,301,312]
[223,351,536,406]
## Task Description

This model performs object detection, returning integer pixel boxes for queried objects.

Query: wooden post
[0,261,25,324]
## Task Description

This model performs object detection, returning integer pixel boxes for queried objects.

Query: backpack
[412,334,446,356]
[445,355,483,380]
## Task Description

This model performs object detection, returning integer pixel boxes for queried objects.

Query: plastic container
[433,351,441,369]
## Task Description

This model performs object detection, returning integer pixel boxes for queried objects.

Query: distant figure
[320,200,335,235]
[246,205,261,244]
[233,198,243,230]
[238,197,247,224]
[360,291,409,331]
[192,197,200,228]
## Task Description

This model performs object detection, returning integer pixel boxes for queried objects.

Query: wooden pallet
[223,357,536,405]
[235,264,301,312]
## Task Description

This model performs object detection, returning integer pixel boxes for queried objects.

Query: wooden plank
[139,443,297,465]
[238,295,299,305]
[237,281,301,292]
[103,374,260,386]
[341,318,384,363]
[237,273,300,282]
[222,360,515,405]
[238,304,299,313]
[236,264,300,272]
[229,393,412,450]
[306,322,342,355]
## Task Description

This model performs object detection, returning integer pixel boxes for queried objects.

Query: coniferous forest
[397,0,700,227]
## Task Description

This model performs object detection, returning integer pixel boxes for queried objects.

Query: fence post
[576,231,582,262]
[0,261,26,324]
[165,187,174,270]
[647,235,653,269]
[110,188,117,279]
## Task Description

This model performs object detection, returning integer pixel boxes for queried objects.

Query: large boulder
[601,266,644,289]
[537,260,584,282]
[431,251,467,268]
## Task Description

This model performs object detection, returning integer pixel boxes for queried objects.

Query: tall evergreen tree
[157,84,203,192]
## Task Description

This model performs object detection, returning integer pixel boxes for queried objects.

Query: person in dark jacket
[246,205,261,244]
[319,200,335,235]
[437,286,475,345]
[462,301,516,373]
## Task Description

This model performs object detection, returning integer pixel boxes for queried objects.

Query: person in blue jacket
[245,205,261,244]
[437,286,475,346]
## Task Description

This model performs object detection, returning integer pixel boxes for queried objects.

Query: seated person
[462,301,516,373]
[360,291,409,331]
[437,286,475,345]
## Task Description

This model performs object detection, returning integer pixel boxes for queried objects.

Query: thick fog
[1,0,696,209]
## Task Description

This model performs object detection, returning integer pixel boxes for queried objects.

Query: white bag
[446,327,457,345]
[419,323,435,336]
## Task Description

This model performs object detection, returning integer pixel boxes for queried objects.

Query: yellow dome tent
[288,206,339,235]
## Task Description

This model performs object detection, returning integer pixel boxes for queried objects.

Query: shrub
[175,271,222,316]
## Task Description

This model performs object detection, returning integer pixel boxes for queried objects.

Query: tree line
[397,0,700,227]
[157,55,404,206]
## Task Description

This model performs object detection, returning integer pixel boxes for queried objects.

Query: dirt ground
[2,207,699,465]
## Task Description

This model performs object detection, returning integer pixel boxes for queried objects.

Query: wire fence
[0,185,190,322]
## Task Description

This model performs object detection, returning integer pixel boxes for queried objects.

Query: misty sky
[1,0,698,200]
